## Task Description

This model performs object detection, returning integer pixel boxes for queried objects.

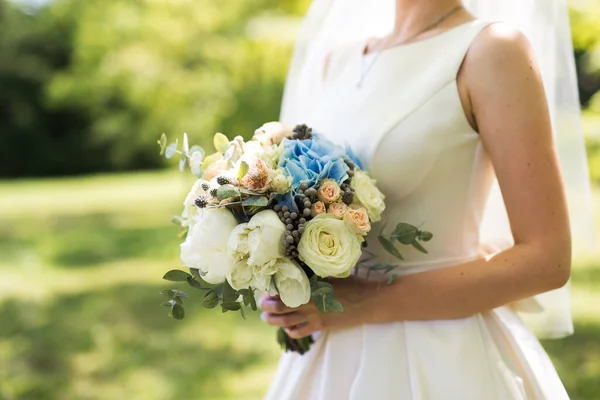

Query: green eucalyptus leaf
[418,230,433,242]
[161,300,175,307]
[171,304,185,320]
[158,133,167,155]
[221,301,241,312]
[238,160,249,180]
[311,287,333,297]
[242,196,269,207]
[173,296,184,305]
[377,236,404,261]
[240,306,246,319]
[182,133,189,155]
[217,184,240,201]
[165,140,178,159]
[411,240,429,254]
[189,145,204,156]
[392,223,419,245]
[368,263,396,274]
[249,291,258,311]
[187,277,203,290]
[213,132,230,153]
[202,291,220,308]
[172,290,188,299]
[190,268,202,280]
[386,274,400,285]
[324,296,344,313]
[163,270,192,282]
[222,281,239,303]
[160,289,175,298]
[171,216,185,227]
[179,152,187,172]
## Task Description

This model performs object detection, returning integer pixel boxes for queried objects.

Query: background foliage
[1,0,599,399]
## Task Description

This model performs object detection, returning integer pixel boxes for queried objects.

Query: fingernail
[260,312,266,321]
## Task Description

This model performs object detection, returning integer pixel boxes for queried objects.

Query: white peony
[273,258,311,308]
[227,210,286,268]
[350,170,386,222]
[297,214,362,278]
[180,208,238,284]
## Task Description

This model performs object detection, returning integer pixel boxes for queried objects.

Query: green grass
[0,171,599,400]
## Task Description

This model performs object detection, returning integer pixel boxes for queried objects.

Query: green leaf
[386,274,400,285]
[189,145,204,156]
[160,289,175,298]
[171,304,185,320]
[201,152,223,172]
[187,277,203,290]
[368,263,396,274]
[324,296,344,313]
[216,184,240,201]
[418,230,433,242]
[163,270,192,282]
[165,139,178,159]
[221,301,241,312]
[161,300,174,307]
[179,152,187,172]
[311,287,333,297]
[240,306,246,319]
[173,296,184,305]
[242,196,268,207]
[238,160,249,180]
[182,133,189,155]
[248,291,257,311]
[158,133,167,155]
[172,290,188,299]
[171,216,185,227]
[392,223,419,245]
[377,236,404,261]
[222,281,239,303]
[213,132,230,153]
[202,291,220,308]
[411,240,429,254]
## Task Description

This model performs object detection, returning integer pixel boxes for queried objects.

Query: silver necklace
[357,5,463,88]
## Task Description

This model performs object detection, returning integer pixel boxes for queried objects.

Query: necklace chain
[357,5,463,88]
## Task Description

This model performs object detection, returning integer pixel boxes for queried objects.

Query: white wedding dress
[266,20,569,400]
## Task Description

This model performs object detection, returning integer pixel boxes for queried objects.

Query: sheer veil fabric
[280,0,595,339]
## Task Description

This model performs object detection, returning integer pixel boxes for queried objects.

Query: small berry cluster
[276,182,319,257]
[194,175,232,209]
[291,124,312,141]
[340,158,357,205]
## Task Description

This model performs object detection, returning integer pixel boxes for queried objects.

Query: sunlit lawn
[0,171,599,400]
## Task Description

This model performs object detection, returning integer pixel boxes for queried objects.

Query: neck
[393,0,462,35]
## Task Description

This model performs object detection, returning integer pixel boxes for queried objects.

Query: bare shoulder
[462,22,541,95]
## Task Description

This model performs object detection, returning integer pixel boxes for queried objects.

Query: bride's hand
[259,276,376,339]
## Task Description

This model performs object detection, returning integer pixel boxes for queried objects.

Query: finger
[260,298,295,314]
[263,312,307,328]
[286,323,316,339]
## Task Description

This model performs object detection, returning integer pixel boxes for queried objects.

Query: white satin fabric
[266,20,569,399]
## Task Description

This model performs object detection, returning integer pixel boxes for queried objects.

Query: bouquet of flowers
[158,123,432,354]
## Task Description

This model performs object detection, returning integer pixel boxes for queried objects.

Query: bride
[261,0,593,398]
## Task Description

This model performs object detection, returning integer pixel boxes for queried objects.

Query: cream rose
[343,204,371,235]
[269,169,292,194]
[327,202,348,219]
[297,214,362,278]
[272,258,311,308]
[350,170,386,222]
[180,208,238,284]
[253,122,292,146]
[311,201,326,217]
[317,179,342,204]
[227,210,286,269]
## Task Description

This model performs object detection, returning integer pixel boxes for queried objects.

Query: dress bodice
[307,20,495,268]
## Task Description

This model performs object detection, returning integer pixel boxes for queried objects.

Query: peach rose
[204,160,228,180]
[317,179,342,204]
[343,204,371,235]
[311,201,326,217]
[327,202,348,219]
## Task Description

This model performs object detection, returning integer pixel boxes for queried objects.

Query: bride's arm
[261,25,572,338]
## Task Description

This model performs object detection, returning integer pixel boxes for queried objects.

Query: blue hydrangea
[278,133,349,191]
